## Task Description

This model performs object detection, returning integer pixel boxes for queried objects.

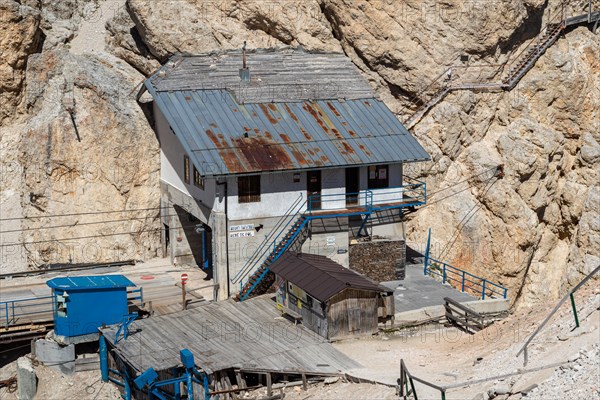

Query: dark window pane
[238,175,261,203]
[183,155,190,184]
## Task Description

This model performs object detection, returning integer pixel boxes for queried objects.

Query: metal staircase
[403,0,599,129]
[232,181,427,301]
[235,214,310,301]
[502,22,564,90]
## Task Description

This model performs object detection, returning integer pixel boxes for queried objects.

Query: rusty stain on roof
[326,102,341,117]
[283,104,299,122]
[150,90,429,176]
[303,103,329,134]
[259,103,278,124]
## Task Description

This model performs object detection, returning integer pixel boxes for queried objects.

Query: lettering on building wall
[229,224,255,232]
[229,231,255,239]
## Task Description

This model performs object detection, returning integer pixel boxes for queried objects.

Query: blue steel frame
[101,338,211,400]
[238,180,426,301]
[114,313,139,344]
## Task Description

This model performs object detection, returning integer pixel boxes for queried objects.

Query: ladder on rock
[403,0,599,129]
[502,22,564,90]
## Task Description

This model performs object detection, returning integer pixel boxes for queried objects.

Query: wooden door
[307,171,321,210]
[345,167,359,206]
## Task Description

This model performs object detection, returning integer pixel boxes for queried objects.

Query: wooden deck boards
[100,297,361,375]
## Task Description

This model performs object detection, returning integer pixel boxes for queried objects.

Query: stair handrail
[403,67,452,117]
[231,194,305,284]
[239,213,311,300]
[503,2,567,85]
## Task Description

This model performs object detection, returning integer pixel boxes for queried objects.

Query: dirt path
[70,0,126,55]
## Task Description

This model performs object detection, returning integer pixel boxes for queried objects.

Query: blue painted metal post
[357,214,371,237]
[503,288,508,299]
[123,369,132,400]
[461,271,466,292]
[100,336,109,382]
[3,302,8,326]
[11,301,15,325]
[203,373,210,400]
[482,279,487,300]
[202,228,210,270]
[186,370,193,400]
[424,228,431,275]
[172,368,181,399]
[442,264,447,284]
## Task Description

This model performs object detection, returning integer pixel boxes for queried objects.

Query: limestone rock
[408,27,600,306]
[0,0,42,122]
[125,0,341,63]
[16,50,161,267]
[105,5,160,76]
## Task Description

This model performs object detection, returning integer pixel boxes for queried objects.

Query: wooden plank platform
[100,297,361,375]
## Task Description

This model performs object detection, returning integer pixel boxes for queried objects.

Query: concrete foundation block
[34,338,76,375]
[16,356,37,400]
[53,332,99,346]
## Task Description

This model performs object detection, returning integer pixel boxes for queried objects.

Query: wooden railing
[443,297,486,334]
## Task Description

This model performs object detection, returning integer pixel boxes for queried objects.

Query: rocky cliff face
[1,0,160,269]
[1,0,597,304]
[409,27,599,304]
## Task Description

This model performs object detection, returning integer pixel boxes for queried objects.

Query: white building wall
[155,104,222,213]
[226,172,307,220]
[358,164,403,205]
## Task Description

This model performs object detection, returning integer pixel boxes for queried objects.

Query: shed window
[306,294,313,308]
[56,293,68,317]
[238,175,261,203]
[183,155,190,184]
[193,166,204,190]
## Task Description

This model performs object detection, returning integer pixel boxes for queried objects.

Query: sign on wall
[229,231,255,238]
[229,224,255,232]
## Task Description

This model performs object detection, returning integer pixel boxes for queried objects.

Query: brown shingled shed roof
[269,252,392,302]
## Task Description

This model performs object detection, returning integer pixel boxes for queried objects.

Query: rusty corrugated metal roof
[146,88,430,176]
[269,253,392,302]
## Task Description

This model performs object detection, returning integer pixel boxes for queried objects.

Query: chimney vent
[239,41,250,82]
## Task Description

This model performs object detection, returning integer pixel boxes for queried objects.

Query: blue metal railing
[306,180,426,214]
[240,216,311,301]
[423,228,508,300]
[424,257,508,300]
[233,195,306,286]
[0,295,54,327]
[238,181,428,300]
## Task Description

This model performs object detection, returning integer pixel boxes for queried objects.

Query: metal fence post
[424,228,431,276]
[442,264,447,284]
[3,302,8,326]
[503,287,508,299]
[482,279,487,300]
[570,292,580,328]
[11,301,15,325]
[461,271,466,292]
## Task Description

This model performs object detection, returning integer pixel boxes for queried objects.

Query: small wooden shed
[269,253,395,340]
